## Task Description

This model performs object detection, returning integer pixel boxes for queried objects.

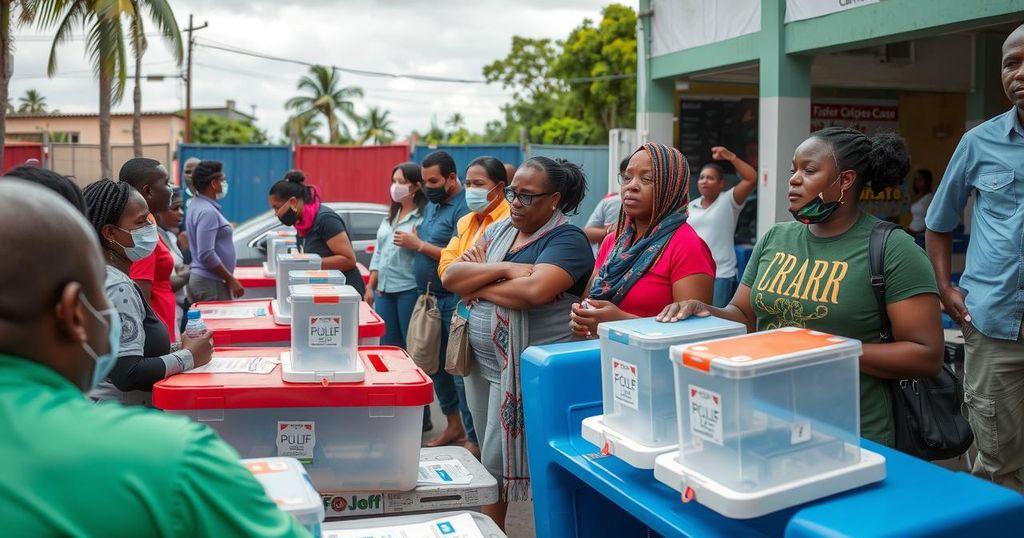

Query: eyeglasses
[503,187,555,207]
[617,173,655,186]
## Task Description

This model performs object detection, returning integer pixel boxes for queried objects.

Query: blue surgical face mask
[114,223,159,262]
[79,292,121,390]
[465,185,497,213]
[216,179,229,200]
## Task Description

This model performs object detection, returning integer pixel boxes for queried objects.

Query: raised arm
[711,146,757,205]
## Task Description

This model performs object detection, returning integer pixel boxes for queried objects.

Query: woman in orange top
[436,157,511,279]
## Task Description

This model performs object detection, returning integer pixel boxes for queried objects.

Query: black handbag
[868,221,974,461]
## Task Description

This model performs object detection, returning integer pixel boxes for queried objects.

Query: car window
[347,210,386,241]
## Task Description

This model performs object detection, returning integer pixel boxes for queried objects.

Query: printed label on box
[309,316,341,347]
[688,385,723,446]
[611,358,639,411]
[276,421,315,463]
[321,493,385,517]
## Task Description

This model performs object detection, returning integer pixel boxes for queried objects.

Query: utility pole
[183,14,208,143]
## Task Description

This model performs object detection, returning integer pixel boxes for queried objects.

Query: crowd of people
[0,23,1020,536]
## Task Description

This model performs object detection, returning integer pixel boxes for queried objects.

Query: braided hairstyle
[519,156,587,215]
[615,143,690,241]
[810,127,910,194]
[82,179,133,252]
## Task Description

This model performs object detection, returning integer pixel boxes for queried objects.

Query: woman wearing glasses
[569,143,715,339]
[442,157,594,530]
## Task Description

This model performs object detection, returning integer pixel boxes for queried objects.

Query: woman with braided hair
[658,127,944,447]
[82,179,213,405]
[569,142,716,338]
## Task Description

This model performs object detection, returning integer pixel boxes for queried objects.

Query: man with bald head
[926,23,1024,492]
[0,181,309,535]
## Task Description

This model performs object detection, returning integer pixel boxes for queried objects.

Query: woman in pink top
[570,143,715,337]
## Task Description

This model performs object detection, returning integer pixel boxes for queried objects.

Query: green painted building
[637,0,1024,236]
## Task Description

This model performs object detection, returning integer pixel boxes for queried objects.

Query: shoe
[422,420,434,433]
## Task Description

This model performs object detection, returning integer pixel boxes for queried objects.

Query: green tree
[283,112,324,145]
[422,116,446,145]
[358,106,397,145]
[530,116,596,145]
[552,3,636,142]
[483,36,564,135]
[286,65,363,144]
[479,119,518,144]
[191,114,267,145]
[17,88,47,113]
[41,0,181,178]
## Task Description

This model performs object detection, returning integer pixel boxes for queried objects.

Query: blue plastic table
[522,340,1024,538]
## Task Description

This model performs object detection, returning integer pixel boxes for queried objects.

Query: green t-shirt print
[741,213,938,446]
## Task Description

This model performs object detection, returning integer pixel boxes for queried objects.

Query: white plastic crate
[289,269,346,286]
[582,315,745,469]
[273,253,322,322]
[288,284,361,377]
[653,327,885,519]
[242,457,324,537]
[264,234,298,277]
[154,347,434,492]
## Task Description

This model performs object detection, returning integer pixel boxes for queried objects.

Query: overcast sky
[8,0,637,142]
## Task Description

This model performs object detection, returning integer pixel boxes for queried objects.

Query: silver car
[232,202,389,268]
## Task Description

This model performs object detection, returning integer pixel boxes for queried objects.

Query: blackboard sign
[677,97,759,193]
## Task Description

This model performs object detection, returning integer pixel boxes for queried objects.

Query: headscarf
[589,143,690,303]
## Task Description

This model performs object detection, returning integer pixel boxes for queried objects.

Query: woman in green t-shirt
[657,127,944,447]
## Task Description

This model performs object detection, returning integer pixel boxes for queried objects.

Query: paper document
[180,356,279,374]
[324,513,484,538]
[200,306,267,319]
[417,459,473,486]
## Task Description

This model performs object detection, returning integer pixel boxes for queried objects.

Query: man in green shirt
[0,180,309,537]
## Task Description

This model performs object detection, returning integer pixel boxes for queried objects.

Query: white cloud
[8,0,638,142]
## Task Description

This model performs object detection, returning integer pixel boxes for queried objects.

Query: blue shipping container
[527,145,611,229]
[179,144,293,223]
[411,144,523,175]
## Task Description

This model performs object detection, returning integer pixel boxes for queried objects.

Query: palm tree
[40,0,181,177]
[1,0,41,166]
[127,1,182,157]
[286,65,363,145]
[424,116,446,145]
[358,106,396,145]
[17,88,47,113]
[283,112,324,145]
[446,112,465,131]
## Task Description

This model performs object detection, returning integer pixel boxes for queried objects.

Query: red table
[234,263,372,299]
[195,298,385,346]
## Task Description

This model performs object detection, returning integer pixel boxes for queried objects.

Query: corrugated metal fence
[412,144,523,174]
[293,144,410,205]
[527,145,611,227]
[2,143,44,173]
[178,144,292,223]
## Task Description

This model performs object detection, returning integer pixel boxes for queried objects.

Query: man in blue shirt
[926,24,1024,493]
[402,151,477,453]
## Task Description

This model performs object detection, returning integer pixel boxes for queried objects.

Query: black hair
[82,178,133,248]
[421,150,456,179]
[389,162,427,224]
[269,169,314,203]
[467,156,508,186]
[118,157,164,189]
[810,127,910,194]
[520,156,587,215]
[4,165,87,215]
[191,160,224,193]
[619,156,630,174]
[914,169,933,193]
[701,163,725,179]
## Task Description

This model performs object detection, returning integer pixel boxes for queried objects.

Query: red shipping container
[293,144,410,205]
[2,143,45,173]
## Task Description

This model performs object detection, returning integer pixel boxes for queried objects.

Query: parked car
[232,202,389,268]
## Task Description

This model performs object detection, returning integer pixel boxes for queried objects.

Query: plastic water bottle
[184,309,207,339]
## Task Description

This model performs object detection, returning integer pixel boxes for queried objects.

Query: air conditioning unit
[608,129,637,192]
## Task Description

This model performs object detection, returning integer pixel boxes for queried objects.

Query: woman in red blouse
[570,143,715,337]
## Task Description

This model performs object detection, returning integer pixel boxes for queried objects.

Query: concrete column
[757,0,812,238]
[636,0,674,146]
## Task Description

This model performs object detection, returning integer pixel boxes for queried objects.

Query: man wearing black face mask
[406,151,478,451]
[0,181,309,536]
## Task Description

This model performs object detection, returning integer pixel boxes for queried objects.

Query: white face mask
[216,180,229,200]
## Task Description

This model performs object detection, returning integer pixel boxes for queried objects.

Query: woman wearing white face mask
[366,163,426,347]
[82,180,214,405]
[186,160,243,302]
[437,157,510,279]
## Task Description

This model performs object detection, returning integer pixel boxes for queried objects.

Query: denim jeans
[712,277,738,308]
[373,289,418,348]
[429,293,477,444]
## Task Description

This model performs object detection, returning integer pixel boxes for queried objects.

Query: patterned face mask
[790,146,846,225]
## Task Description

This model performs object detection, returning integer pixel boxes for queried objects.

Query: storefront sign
[786,0,880,23]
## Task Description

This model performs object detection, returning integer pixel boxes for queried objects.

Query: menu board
[677,97,759,182]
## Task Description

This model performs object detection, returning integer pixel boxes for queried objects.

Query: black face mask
[278,207,298,226]
[424,185,448,204]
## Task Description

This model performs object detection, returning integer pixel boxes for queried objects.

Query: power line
[13,32,166,42]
